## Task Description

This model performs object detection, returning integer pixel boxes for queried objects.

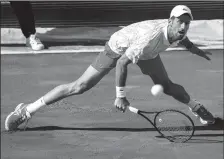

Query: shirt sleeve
[125,45,143,64]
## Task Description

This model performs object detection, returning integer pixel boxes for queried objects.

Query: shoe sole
[26,43,44,51]
[5,103,24,131]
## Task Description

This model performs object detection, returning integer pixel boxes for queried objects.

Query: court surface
[1,50,223,159]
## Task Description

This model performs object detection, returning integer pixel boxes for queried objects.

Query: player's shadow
[15,117,224,143]
[22,124,224,132]
[20,125,224,143]
[23,117,224,132]
[23,126,156,132]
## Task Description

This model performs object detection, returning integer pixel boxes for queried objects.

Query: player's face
[168,14,191,42]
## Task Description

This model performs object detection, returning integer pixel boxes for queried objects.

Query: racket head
[154,109,195,143]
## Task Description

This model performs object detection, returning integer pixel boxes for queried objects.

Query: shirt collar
[162,25,185,46]
[162,25,170,46]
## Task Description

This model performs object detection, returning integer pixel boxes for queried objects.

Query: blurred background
[1,1,223,51]
[1,1,223,28]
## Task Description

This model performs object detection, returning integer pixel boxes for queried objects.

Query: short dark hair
[171,13,191,20]
[182,13,191,19]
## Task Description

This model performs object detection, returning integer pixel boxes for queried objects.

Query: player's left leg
[5,43,120,131]
[137,55,215,124]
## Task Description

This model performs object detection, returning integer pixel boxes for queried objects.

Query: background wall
[1,1,224,28]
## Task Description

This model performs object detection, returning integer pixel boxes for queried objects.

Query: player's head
[168,5,193,42]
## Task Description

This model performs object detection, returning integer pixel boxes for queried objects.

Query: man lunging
[5,5,216,131]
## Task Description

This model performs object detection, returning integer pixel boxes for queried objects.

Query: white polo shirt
[108,20,186,63]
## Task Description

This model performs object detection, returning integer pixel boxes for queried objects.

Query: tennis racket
[128,106,195,143]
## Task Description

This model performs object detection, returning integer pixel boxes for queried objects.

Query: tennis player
[5,5,216,131]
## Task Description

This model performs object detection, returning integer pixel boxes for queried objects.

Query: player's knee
[67,81,88,95]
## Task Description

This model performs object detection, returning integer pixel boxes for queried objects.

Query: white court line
[1,46,223,55]
[196,69,223,73]
[1,49,104,55]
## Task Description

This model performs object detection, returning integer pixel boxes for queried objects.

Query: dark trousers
[10,1,36,38]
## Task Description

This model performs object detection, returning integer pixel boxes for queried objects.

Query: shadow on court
[2,123,222,144]
[9,115,221,131]
[5,117,221,144]
[15,116,223,132]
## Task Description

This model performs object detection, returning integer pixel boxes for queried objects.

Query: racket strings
[155,111,194,142]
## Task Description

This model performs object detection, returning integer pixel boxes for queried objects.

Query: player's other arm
[180,36,212,61]
[115,53,132,97]
[114,42,143,112]
[115,44,140,90]
[114,53,132,112]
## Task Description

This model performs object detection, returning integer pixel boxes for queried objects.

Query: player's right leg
[5,43,120,131]
[137,55,215,125]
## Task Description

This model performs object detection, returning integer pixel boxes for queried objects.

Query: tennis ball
[151,84,164,96]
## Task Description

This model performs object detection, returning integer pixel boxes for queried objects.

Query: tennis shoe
[26,34,44,51]
[189,104,215,125]
[5,103,31,131]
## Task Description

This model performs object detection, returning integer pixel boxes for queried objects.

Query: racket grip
[128,106,139,114]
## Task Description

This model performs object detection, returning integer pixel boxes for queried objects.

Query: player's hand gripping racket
[128,106,195,143]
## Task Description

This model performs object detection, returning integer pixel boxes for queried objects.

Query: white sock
[26,97,46,114]
[187,99,201,111]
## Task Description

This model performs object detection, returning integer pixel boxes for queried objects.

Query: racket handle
[128,106,139,114]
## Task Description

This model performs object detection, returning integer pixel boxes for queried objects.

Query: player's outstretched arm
[116,54,132,87]
[114,54,132,112]
[180,37,212,61]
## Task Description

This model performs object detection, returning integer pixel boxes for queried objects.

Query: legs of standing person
[10,1,44,50]
[137,55,215,124]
